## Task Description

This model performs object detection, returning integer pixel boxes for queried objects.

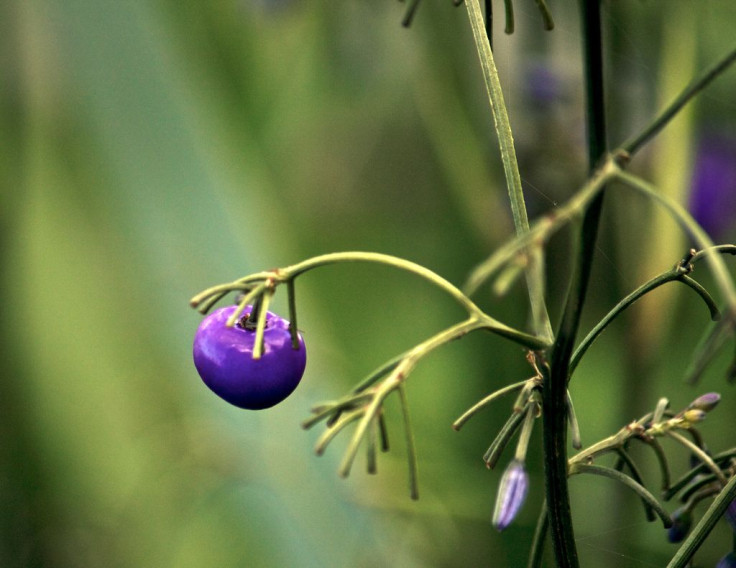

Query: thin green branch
[684,316,735,384]
[679,474,720,504]
[639,437,671,492]
[569,464,672,528]
[285,252,549,350]
[465,162,615,296]
[338,318,486,478]
[665,447,736,500]
[614,448,656,522]
[484,405,529,469]
[350,351,407,395]
[613,170,736,313]
[528,501,549,568]
[398,385,420,500]
[252,288,273,359]
[226,283,268,327]
[285,251,483,316]
[502,0,514,33]
[667,474,736,568]
[514,400,539,461]
[301,392,374,430]
[533,0,554,30]
[569,265,723,376]
[565,390,582,450]
[287,279,300,349]
[623,45,736,156]
[314,409,364,456]
[464,0,553,341]
[678,275,720,321]
[452,378,530,430]
[665,430,728,486]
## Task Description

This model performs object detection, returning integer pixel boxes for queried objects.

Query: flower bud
[492,460,529,531]
[717,552,736,568]
[667,507,692,543]
[682,409,707,425]
[688,392,721,412]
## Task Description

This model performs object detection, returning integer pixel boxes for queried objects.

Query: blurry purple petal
[689,133,736,239]
[726,499,736,533]
[717,552,736,568]
[525,63,561,105]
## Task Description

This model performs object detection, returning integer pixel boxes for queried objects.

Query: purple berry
[193,305,306,410]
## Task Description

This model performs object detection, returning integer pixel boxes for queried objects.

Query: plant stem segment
[542,2,608,566]
[667,474,736,568]
[464,0,553,342]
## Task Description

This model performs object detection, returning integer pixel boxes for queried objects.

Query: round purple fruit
[193,305,306,410]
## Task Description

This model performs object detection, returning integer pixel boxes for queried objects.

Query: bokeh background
[2,1,736,567]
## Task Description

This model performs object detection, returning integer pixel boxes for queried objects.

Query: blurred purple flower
[689,134,736,239]
[492,460,529,531]
[717,552,736,568]
[667,507,692,543]
[726,499,736,533]
[525,63,562,106]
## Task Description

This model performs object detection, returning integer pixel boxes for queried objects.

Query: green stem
[338,317,486,478]
[614,448,656,521]
[623,45,736,156]
[569,267,723,375]
[452,378,529,430]
[569,464,672,528]
[282,252,549,350]
[528,501,549,568]
[678,275,720,320]
[484,403,529,469]
[542,3,608,565]
[641,437,671,492]
[286,279,300,349]
[464,0,553,342]
[665,430,728,486]
[514,401,539,461]
[667,474,736,568]
[398,385,419,500]
[285,251,482,315]
[613,170,736,313]
[464,163,614,296]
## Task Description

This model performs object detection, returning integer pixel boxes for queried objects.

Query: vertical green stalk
[541,1,608,566]
[464,0,553,342]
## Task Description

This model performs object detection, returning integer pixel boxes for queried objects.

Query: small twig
[665,430,728,486]
[569,464,672,528]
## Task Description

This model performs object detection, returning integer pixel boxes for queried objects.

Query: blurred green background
[2,1,736,567]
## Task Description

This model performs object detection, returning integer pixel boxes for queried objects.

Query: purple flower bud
[688,392,721,412]
[717,552,736,568]
[689,133,736,240]
[667,507,692,543]
[492,460,529,531]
